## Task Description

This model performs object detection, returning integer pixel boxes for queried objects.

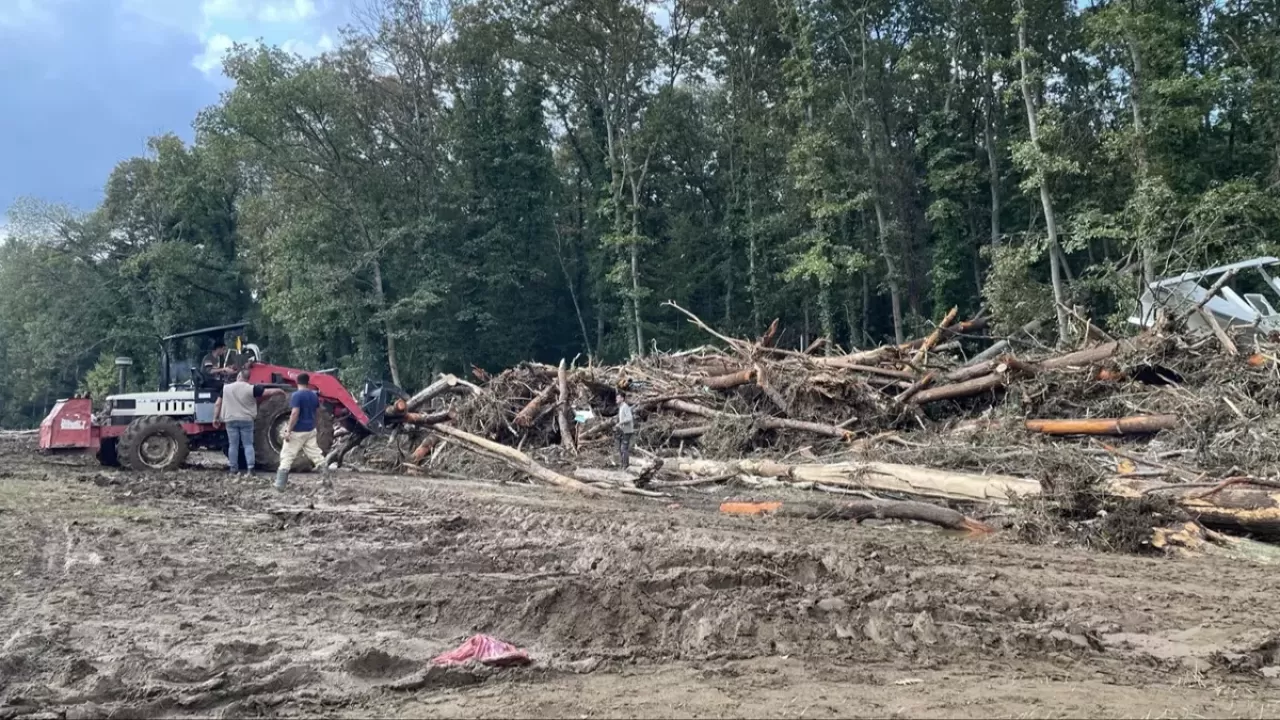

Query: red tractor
[39,322,398,471]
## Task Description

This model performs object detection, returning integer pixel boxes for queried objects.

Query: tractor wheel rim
[139,434,177,468]
[270,416,289,451]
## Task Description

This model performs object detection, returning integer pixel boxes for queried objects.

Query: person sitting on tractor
[202,342,239,384]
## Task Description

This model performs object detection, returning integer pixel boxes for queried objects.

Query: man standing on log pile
[275,373,331,491]
[616,391,635,470]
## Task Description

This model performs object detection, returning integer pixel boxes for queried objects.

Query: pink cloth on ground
[431,634,532,667]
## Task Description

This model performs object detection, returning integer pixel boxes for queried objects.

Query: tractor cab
[96,322,263,430]
[159,322,263,391]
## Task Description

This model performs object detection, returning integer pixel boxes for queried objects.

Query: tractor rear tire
[254,393,334,472]
[96,439,120,467]
[118,416,190,472]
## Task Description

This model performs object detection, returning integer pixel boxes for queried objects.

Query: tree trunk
[515,382,557,428]
[430,423,597,494]
[748,167,762,335]
[859,25,905,345]
[982,49,1002,249]
[675,458,1042,504]
[1024,414,1178,436]
[406,373,482,412]
[630,239,645,357]
[703,368,756,390]
[556,359,576,452]
[1125,13,1157,284]
[370,258,403,387]
[1016,0,1071,346]
[787,500,990,533]
[1110,477,1280,537]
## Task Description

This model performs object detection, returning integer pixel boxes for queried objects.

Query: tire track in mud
[6,451,1280,718]
[205,480,1070,666]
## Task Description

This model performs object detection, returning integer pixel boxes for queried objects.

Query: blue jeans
[226,420,255,473]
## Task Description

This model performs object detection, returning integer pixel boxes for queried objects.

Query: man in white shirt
[616,391,635,469]
[214,370,283,475]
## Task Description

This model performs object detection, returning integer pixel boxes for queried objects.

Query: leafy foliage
[4,0,1280,425]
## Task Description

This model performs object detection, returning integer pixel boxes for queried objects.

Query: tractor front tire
[254,394,334,472]
[118,416,190,472]
[96,439,120,467]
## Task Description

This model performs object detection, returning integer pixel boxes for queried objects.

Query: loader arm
[244,363,371,427]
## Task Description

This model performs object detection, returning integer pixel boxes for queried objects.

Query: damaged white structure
[1130,257,1280,337]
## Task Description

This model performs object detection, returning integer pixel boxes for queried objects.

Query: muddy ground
[3,432,1280,718]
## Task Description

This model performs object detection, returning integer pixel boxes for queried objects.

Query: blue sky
[0,0,351,230]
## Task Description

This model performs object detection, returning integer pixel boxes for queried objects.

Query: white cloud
[193,33,236,75]
[258,0,317,24]
[200,0,316,24]
[281,32,333,59]
[200,0,254,21]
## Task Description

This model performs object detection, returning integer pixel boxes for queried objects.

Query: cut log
[759,318,781,348]
[757,416,850,440]
[944,359,1002,383]
[703,368,756,390]
[901,316,989,351]
[664,398,721,419]
[669,425,710,439]
[574,468,639,485]
[754,363,790,413]
[515,383,557,427]
[811,347,898,369]
[573,460,663,488]
[787,500,991,532]
[676,459,1040,504]
[1199,308,1239,355]
[664,399,849,440]
[842,364,916,381]
[1024,415,1178,436]
[1034,336,1150,371]
[406,374,482,411]
[401,410,454,426]
[429,424,599,495]
[803,337,828,354]
[1110,476,1280,537]
[964,318,1044,366]
[790,462,1039,503]
[910,306,959,364]
[909,371,1008,405]
[409,435,437,464]
[1182,268,1238,320]
[895,372,936,404]
[556,359,576,452]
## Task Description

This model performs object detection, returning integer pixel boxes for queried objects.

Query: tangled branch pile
[337,301,1280,556]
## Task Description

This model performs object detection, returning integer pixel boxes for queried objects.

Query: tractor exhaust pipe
[114,357,133,394]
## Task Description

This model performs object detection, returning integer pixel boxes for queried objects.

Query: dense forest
[2,0,1279,426]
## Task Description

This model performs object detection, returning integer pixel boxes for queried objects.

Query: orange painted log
[1024,414,1178,436]
[720,501,783,516]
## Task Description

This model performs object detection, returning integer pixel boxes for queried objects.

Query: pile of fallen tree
[328,301,1280,554]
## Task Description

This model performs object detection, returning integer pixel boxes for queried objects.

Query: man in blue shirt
[275,373,330,490]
